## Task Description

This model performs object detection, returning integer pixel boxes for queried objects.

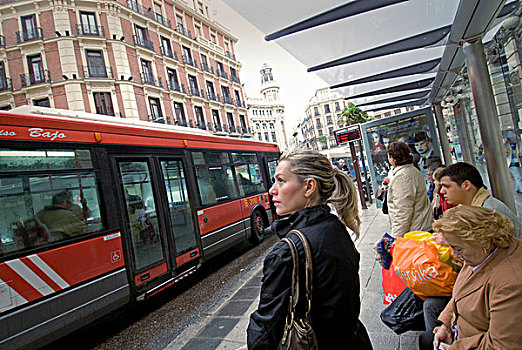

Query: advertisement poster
[361,107,440,205]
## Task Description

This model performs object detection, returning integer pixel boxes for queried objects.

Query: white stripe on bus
[28,254,70,289]
[5,260,55,296]
[0,277,28,313]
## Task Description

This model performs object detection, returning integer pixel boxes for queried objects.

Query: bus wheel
[249,210,265,244]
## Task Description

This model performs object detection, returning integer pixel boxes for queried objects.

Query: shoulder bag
[279,229,318,350]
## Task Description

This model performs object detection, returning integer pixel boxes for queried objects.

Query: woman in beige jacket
[432,205,522,349]
[386,142,432,237]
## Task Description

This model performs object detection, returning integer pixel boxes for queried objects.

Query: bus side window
[0,148,106,258]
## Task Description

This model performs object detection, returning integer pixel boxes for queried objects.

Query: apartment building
[247,63,288,149]
[0,0,250,137]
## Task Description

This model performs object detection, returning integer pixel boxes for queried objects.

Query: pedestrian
[505,136,522,193]
[438,162,522,238]
[246,150,371,349]
[386,141,432,238]
[429,205,522,350]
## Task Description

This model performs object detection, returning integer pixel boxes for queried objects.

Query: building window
[0,62,7,91]
[33,97,50,107]
[188,74,199,95]
[174,102,187,126]
[200,53,209,71]
[394,109,401,115]
[27,54,45,84]
[210,32,217,44]
[134,25,152,50]
[149,97,163,122]
[264,132,269,140]
[257,132,262,140]
[161,36,173,58]
[384,112,392,117]
[176,15,184,32]
[20,14,38,41]
[86,50,107,78]
[239,115,247,132]
[271,132,276,142]
[194,106,205,129]
[166,68,179,91]
[206,81,216,99]
[194,24,202,37]
[79,12,98,35]
[197,1,205,15]
[153,2,164,24]
[227,112,235,131]
[93,92,114,116]
[212,109,221,130]
[314,106,319,116]
[335,102,340,111]
[141,59,154,84]
[221,86,232,104]
[324,104,330,114]
[182,46,193,65]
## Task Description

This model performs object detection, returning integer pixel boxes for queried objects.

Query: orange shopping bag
[392,236,457,300]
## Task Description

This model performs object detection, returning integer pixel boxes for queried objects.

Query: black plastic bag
[380,287,425,334]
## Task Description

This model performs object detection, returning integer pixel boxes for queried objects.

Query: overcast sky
[210,0,327,131]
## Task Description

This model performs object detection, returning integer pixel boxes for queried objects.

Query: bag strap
[280,236,299,343]
[287,229,313,317]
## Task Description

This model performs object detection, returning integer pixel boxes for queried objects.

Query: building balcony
[16,27,43,43]
[167,79,185,93]
[141,72,162,87]
[81,65,114,79]
[76,24,105,37]
[133,35,154,52]
[225,51,236,61]
[126,0,171,28]
[223,96,234,105]
[196,121,206,130]
[148,115,169,124]
[182,55,198,69]
[0,77,12,91]
[201,62,214,74]
[207,92,220,102]
[235,99,246,108]
[161,46,178,60]
[174,117,188,127]
[189,86,205,98]
[231,74,240,84]
[217,69,228,80]
[214,123,223,132]
[154,12,172,28]
[176,24,192,39]
[229,125,237,133]
[20,70,50,87]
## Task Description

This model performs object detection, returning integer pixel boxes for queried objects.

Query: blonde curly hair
[279,150,361,238]
[432,205,514,248]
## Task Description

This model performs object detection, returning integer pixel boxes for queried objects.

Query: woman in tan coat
[432,205,522,349]
[386,142,432,237]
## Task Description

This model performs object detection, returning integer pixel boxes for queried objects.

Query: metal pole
[463,38,516,213]
[433,102,453,165]
[358,139,372,204]
[349,141,367,209]
[453,101,475,166]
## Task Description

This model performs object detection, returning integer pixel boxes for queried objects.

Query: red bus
[0,106,280,349]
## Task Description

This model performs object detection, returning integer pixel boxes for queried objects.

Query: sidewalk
[166,204,420,350]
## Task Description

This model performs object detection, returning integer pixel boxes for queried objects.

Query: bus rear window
[0,149,93,172]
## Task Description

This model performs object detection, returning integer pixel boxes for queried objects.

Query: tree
[339,102,374,126]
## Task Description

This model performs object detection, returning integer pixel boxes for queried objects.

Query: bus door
[116,158,169,288]
[158,159,199,270]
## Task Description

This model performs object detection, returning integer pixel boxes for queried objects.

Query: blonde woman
[247,150,371,349]
[432,206,522,349]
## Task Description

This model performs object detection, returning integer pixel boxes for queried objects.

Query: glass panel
[0,149,93,172]
[0,172,105,257]
[231,152,257,164]
[160,160,197,257]
[119,161,163,271]
[195,165,237,205]
[268,160,278,183]
[192,151,229,165]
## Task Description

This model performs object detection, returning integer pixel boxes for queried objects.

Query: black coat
[247,205,364,349]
